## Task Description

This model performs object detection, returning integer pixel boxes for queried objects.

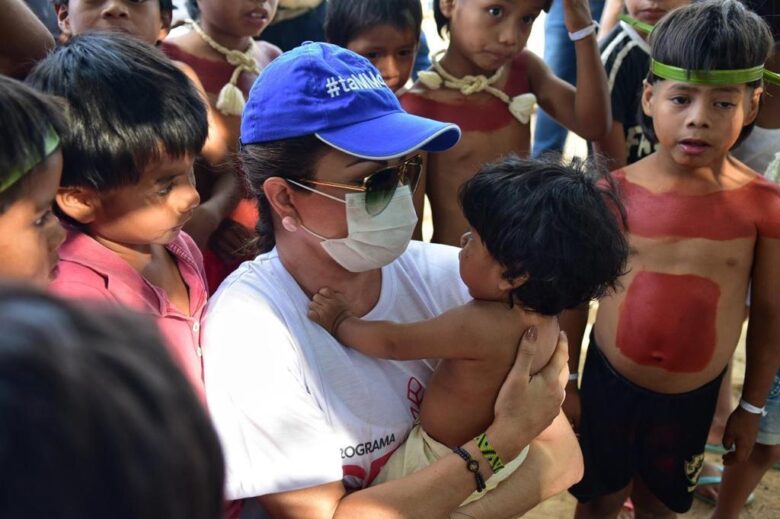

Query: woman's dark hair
[26,32,207,192]
[641,0,774,146]
[459,154,629,316]
[0,76,66,213]
[433,0,552,38]
[240,135,328,253]
[325,0,422,47]
[0,286,224,519]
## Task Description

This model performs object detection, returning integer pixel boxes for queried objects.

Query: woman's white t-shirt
[202,241,469,499]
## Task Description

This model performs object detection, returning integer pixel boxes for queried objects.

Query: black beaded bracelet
[453,446,486,493]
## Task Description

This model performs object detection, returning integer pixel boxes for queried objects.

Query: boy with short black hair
[0,75,65,286]
[325,0,423,92]
[309,154,628,505]
[53,0,174,43]
[27,32,210,396]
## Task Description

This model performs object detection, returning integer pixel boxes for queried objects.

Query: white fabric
[731,126,780,176]
[203,241,470,499]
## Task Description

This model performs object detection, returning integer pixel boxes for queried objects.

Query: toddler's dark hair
[325,0,422,47]
[459,154,629,316]
[26,32,207,192]
[641,0,773,146]
[0,76,66,213]
[433,0,552,37]
[53,0,174,14]
[0,286,224,519]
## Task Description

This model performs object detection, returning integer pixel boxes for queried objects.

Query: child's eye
[521,15,536,25]
[157,181,177,197]
[398,48,414,58]
[364,51,380,60]
[487,6,504,17]
[669,96,689,105]
[34,209,52,228]
[715,101,736,109]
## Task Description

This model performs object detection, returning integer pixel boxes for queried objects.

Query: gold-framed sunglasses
[288,154,423,216]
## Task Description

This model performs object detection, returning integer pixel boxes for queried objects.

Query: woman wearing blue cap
[202,42,581,517]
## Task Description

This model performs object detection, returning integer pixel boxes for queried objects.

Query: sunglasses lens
[364,166,399,216]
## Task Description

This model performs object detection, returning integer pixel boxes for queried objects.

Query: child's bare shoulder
[253,41,282,68]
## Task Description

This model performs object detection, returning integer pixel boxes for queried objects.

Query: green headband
[619,14,655,35]
[651,60,768,85]
[0,127,61,193]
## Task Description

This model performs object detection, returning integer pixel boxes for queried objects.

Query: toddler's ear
[499,273,529,291]
[56,186,100,224]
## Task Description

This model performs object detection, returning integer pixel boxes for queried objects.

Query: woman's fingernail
[526,326,538,342]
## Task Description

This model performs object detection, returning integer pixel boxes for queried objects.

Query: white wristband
[568,372,579,382]
[739,398,768,417]
[568,22,599,41]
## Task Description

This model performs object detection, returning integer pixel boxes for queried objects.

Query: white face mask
[288,182,418,272]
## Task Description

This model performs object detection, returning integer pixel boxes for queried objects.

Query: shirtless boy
[562,2,780,516]
[309,155,628,504]
[402,0,610,245]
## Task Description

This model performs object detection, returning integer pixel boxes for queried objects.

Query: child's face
[198,0,279,39]
[440,0,546,72]
[56,0,171,46]
[642,80,761,168]
[459,229,515,301]
[0,151,65,287]
[347,25,418,92]
[74,154,200,249]
[625,0,692,26]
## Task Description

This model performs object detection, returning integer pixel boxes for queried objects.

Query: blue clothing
[533,0,605,157]
[757,369,780,446]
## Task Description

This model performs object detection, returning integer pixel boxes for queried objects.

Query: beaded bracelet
[453,446,486,493]
[474,432,505,473]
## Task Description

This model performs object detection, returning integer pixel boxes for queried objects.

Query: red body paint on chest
[616,271,719,373]
[614,171,780,240]
[400,52,531,133]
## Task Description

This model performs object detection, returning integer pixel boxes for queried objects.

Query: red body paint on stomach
[616,271,720,373]
[614,172,780,240]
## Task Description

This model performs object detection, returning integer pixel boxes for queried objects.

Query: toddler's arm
[527,0,610,141]
[308,288,484,361]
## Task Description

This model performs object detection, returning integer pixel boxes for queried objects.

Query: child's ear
[641,80,654,117]
[54,4,73,38]
[158,11,173,42]
[56,186,100,225]
[498,273,529,291]
[439,0,455,18]
[743,86,764,127]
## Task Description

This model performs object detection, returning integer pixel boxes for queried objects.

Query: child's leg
[711,443,780,519]
[631,476,677,519]
[574,485,632,519]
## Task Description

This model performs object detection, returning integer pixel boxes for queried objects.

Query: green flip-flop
[693,464,755,506]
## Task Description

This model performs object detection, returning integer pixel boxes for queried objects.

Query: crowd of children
[0,0,778,517]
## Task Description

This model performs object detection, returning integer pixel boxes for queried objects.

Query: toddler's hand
[562,0,594,34]
[308,288,352,337]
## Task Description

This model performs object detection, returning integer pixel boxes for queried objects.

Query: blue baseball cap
[240,42,461,160]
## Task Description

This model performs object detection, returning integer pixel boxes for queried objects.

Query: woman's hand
[487,328,569,462]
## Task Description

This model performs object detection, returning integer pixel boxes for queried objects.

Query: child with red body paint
[53,0,244,292]
[401,0,610,246]
[561,2,780,517]
[164,0,281,292]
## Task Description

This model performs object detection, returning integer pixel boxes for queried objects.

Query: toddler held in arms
[309,155,628,504]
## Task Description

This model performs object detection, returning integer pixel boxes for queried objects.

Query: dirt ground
[525,316,780,518]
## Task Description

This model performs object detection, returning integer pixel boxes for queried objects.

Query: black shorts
[569,334,725,513]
